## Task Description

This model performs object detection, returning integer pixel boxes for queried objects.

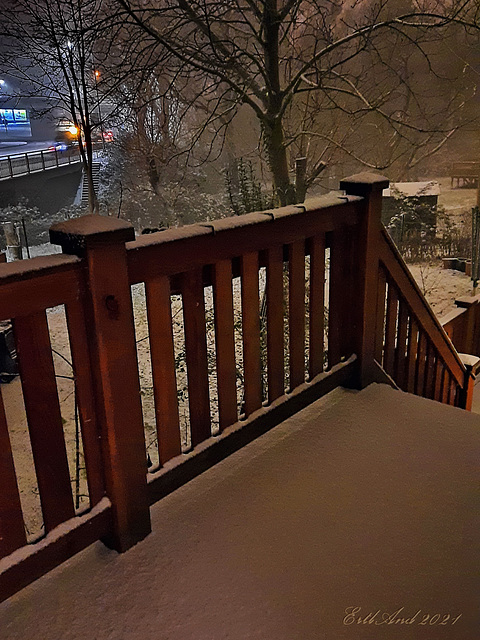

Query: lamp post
[94,69,105,151]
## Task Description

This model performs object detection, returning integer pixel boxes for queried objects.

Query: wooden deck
[1,384,478,640]
[1,173,479,609]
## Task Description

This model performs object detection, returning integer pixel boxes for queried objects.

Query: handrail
[126,193,362,283]
[0,148,80,179]
[0,254,83,320]
[0,146,102,180]
[379,228,466,377]
[378,227,470,406]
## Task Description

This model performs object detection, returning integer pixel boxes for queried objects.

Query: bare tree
[0,0,112,213]
[114,0,480,204]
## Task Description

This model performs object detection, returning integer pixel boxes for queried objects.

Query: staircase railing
[340,175,473,410]
[376,228,473,408]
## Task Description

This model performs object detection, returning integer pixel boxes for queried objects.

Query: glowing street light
[94,69,105,150]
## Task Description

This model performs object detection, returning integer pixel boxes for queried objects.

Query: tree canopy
[1,0,480,208]
[114,0,480,203]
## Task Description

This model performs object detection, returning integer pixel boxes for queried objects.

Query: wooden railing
[0,173,475,603]
[374,229,473,408]
[0,254,113,601]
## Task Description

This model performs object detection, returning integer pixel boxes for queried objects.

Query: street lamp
[94,69,105,151]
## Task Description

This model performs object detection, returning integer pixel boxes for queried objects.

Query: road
[0,141,56,158]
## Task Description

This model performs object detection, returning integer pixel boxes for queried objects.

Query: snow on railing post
[50,215,151,552]
[340,173,389,388]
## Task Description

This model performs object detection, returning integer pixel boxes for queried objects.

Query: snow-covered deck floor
[1,384,479,640]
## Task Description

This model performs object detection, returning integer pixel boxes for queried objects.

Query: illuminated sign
[0,109,31,137]
[0,109,28,124]
[13,110,27,122]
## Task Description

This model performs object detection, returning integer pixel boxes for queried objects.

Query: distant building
[0,73,60,142]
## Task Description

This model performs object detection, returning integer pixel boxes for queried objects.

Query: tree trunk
[79,130,99,215]
[263,117,297,206]
[146,156,160,193]
[295,157,308,203]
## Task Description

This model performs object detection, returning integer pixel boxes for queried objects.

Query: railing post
[458,360,476,411]
[50,214,151,552]
[454,296,479,355]
[340,173,389,388]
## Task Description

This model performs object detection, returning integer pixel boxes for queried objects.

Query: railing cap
[340,173,389,196]
[458,353,480,373]
[455,295,480,309]
[50,214,135,255]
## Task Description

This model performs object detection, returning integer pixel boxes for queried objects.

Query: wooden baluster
[434,358,444,402]
[308,234,325,379]
[342,225,358,358]
[182,269,211,446]
[241,252,262,416]
[328,229,345,369]
[406,318,419,394]
[383,283,399,377]
[289,240,305,390]
[213,260,238,430]
[65,298,105,506]
[266,245,284,402]
[146,275,182,463]
[441,368,450,404]
[424,342,437,399]
[394,299,409,390]
[0,388,26,557]
[450,378,458,406]
[14,312,75,532]
[415,332,427,396]
[375,267,387,364]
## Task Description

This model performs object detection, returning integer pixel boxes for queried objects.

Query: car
[49,142,69,151]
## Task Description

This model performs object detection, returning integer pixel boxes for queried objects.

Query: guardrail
[0,146,101,180]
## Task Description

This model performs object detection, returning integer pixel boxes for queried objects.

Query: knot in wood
[105,295,120,319]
